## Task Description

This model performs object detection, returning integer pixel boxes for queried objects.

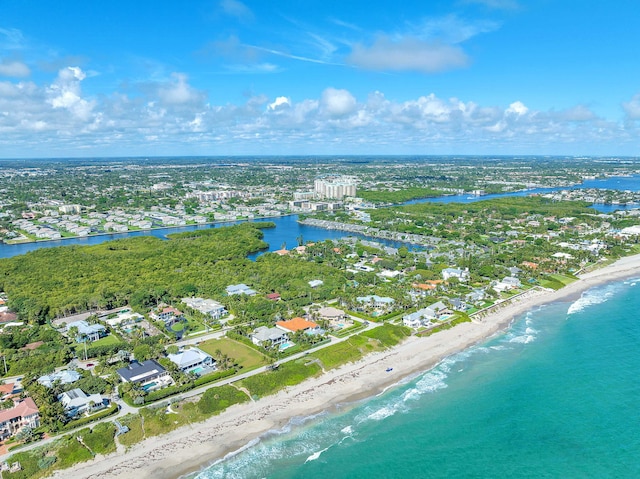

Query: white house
[251,326,288,347]
[442,268,470,282]
[181,297,228,319]
[58,388,105,417]
[167,348,215,374]
[226,284,257,296]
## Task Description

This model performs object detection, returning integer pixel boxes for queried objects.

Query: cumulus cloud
[157,73,205,105]
[47,66,94,120]
[622,94,640,120]
[268,96,291,111]
[321,88,357,117]
[0,60,30,77]
[506,101,528,116]
[348,36,468,73]
[0,69,633,156]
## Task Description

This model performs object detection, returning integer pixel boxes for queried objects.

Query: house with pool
[251,326,289,349]
[167,347,216,376]
[117,359,173,391]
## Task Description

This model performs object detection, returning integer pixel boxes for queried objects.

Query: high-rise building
[314,176,357,199]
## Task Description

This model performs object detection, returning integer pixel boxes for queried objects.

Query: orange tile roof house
[0,398,40,440]
[276,317,319,333]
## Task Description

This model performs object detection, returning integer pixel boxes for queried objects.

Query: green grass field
[85,334,121,348]
[198,337,268,370]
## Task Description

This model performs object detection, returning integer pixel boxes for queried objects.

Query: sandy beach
[49,254,640,479]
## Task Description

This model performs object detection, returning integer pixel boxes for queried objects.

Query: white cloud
[506,101,528,116]
[622,94,640,120]
[157,73,205,105]
[268,96,291,111]
[0,60,30,77]
[348,36,468,73]
[47,66,94,120]
[321,88,357,117]
[0,70,634,156]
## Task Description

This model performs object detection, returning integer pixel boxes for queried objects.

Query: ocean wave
[305,446,330,463]
[567,284,623,315]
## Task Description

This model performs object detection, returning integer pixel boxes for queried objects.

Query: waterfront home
[317,306,347,322]
[65,320,107,343]
[403,310,430,328]
[37,370,81,388]
[276,317,319,334]
[58,388,106,418]
[117,359,171,389]
[0,398,40,441]
[181,297,227,319]
[251,326,288,348]
[167,348,215,375]
[226,283,258,296]
[356,295,395,311]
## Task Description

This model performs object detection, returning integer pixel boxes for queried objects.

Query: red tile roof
[276,317,318,332]
[0,398,39,423]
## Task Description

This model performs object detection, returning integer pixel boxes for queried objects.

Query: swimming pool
[142,382,157,391]
[279,342,294,350]
[191,366,205,375]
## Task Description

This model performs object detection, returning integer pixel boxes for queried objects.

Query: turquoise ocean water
[192,278,640,479]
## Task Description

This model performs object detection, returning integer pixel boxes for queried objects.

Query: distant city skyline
[1,0,639,158]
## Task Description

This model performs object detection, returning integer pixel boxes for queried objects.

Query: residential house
[317,307,347,322]
[266,292,281,301]
[153,307,184,325]
[37,370,81,388]
[65,320,107,343]
[167,348,215,375]
[276,317,319,334]
[466,289,486,304]
[449,298,470,312]
[117,360,171,389]
[251,326,288,348]
[58,388,106,418]
[0,398,40,440]
[308,279,324,288]
[441,268,470,282]
[181,297,227,319]
[226,284,257,296]
[356,295,395,310]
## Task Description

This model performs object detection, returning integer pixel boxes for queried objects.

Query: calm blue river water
[0,175,637,259]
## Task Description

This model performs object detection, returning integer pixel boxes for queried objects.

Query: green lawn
[90,335,121,347]
[198,337,268,370]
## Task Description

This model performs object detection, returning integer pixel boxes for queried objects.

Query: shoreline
[2,215,287,247]
[48,254,640,479]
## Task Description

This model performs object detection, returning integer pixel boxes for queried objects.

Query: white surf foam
[305,446,330,463]
[567,285,622,315]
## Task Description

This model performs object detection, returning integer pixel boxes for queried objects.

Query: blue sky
[1,0,639,157]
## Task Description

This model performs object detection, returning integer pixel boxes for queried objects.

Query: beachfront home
[226,284,258,296]
[167,348,215,375]
[356,295,395,311]
[0,398,40,441]
[37,370,81,388]
[251,326,288,348]
[117,359,171,389]
[276,317,319,334]
[58,388,106,418]
[317,306,348,322]
[65,320,107,343]
[181,297,228,320]
[403,302,451,328]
